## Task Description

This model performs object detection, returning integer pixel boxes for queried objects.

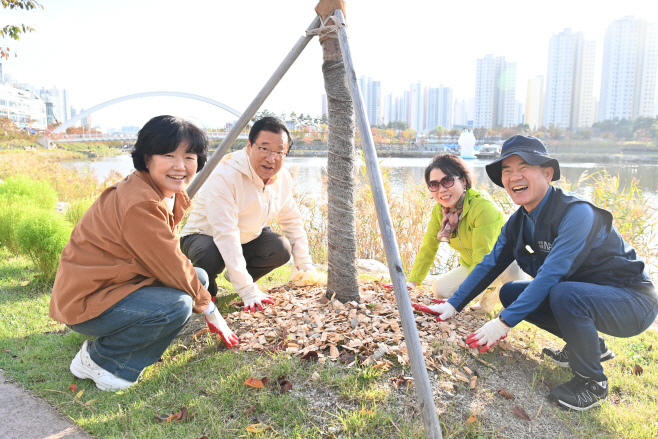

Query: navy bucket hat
[485,135,560,187]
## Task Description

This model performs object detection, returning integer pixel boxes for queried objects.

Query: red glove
[381,283,413,291]
[465,318,509,353]
[204,303,240,348]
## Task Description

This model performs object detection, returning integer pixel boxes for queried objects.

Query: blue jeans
[69,268,209,382]
[500,280,658,381]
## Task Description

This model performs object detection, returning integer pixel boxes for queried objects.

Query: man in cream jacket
[180,117,319,312]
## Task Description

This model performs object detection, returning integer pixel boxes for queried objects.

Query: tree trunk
[316,1,359,303]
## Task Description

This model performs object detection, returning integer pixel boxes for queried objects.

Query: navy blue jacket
[448,186,655,326]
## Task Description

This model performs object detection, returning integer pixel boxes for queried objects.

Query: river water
[62,153,658,198]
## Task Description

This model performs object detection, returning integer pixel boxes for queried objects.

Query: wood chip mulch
[222,280,495,376]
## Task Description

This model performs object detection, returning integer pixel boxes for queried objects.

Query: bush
[16,209,72,282]
[64,196,96,225]
[0,176,58,254]
[0,175,58,209]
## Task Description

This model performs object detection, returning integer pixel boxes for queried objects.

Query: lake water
[62,153,658,198]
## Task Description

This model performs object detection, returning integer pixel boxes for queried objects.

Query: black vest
[506,187,655,298]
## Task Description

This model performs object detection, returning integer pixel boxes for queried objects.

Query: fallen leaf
[68,384,77,392]
[466,415,477,425]
[359,408,373,414]
[311,371,321,380]
[513,405,531,421]
[74,390,84,400]
[155,407,193,422]
[245,378,264,388]
[497,388,514,400]
[339,352,355,364]
[84,399,97,406]
[391,374,410,390]
[199,436,209,439]
[633,364,644,375]
[648,344,653,352]
[20,281,29,286]
[279,380,293,394]
[194,328,210,339]
[469,376,477,390]
[245,423,271,433]
[244,406,256,416]
[301,351,319,362]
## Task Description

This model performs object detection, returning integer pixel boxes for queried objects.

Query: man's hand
[434,301,456,321]
[204,303,240,348]
[406,281,417,290]
[297,264,318,274]
[240,287,275,312]
[465,317,510,353]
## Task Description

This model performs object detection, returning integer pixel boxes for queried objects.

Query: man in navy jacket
[432,135,657,411]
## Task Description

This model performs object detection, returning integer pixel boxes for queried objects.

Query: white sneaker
[70,340,136,392]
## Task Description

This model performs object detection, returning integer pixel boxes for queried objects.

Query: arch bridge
[41,91,244,145]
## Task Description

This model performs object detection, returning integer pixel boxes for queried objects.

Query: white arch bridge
[42,91,246,144]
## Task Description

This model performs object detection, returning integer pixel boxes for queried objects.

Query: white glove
[290,264,327,286]
[466,317,510,353]
[240,286,275,312]
[203,303,239,347]
[434,301,456,322]
[298,264,318,274]
[406,281,416,290]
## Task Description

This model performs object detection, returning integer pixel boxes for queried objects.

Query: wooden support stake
[332,9,442,439]
[186,16,322,198]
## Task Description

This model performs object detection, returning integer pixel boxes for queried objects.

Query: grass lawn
[1,247,657,438]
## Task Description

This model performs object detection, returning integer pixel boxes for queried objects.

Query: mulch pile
[222,281,500,382]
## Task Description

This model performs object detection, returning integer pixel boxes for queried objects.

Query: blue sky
[1,0,655,129]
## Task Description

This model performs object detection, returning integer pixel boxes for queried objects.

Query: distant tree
[387,120,408,133]
[432,126,445,137]
[578,129,593,141]
[547,124,563,140]
[1,1,43,59]
[633,116,656,133]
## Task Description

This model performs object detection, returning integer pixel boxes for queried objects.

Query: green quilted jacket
[409,187,504,284]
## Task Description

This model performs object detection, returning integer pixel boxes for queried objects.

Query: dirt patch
[178,281,606,438]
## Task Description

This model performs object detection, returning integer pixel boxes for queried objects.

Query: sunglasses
[427,176,459,192]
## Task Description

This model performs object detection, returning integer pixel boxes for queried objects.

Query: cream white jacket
[181,148,313,297]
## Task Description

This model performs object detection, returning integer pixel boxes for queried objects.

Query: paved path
[0,370,93,439]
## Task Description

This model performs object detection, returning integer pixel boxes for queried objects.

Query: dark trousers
[179,227,292,296]
[500,280,658,381]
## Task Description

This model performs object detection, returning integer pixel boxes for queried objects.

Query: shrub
[0,176,58,254]
[0,175,58,210]
[16,209,72,282]
[0,194,38,253]
[64,196,96,225]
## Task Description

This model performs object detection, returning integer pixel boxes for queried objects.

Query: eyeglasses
[427,176,459,192]
[256,145,288,160]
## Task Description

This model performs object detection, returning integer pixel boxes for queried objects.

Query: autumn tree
[1,0,42,59]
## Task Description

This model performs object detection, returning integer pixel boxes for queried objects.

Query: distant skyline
[1,0,654,129]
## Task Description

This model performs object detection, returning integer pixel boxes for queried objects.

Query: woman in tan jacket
[50,115,239,392]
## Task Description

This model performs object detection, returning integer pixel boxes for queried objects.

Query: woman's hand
[203,303,240,348]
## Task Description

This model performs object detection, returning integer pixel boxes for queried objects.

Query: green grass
[2,248,658,438]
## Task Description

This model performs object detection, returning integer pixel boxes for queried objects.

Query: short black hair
[131,115,208,172]
[424,154,472,190]
[249,116,293,151]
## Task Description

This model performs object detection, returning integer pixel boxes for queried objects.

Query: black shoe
[549,375,608,411]
[542,338,615,368]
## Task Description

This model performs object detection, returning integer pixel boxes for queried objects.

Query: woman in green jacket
[408,154,525,313]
